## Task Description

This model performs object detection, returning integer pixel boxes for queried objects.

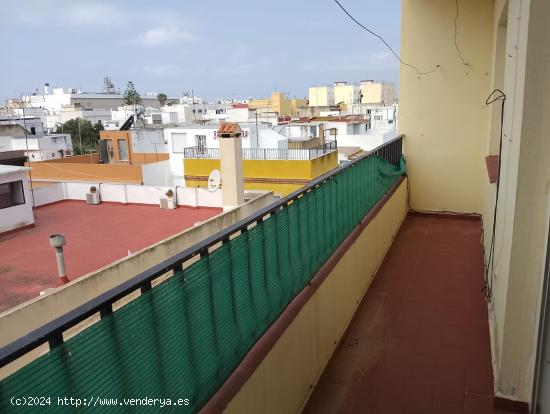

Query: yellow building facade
[308,86,335,107]
[183,151,338,196]
[248,92,307,117]
[333,83,358,105]
[400,0,550,407]
[360,81,395,105]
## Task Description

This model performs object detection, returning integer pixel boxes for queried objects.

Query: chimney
[218,122,245,211]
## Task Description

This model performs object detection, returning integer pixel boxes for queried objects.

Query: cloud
[134,26,198,47]
[0,1,123,25]
[143,64,185,77]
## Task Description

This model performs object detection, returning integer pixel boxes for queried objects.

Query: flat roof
[0,165,29,175]
[0,201,222,312]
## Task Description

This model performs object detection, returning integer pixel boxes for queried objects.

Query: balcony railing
[287,137,322,150]
[0,136,405,414]
[183,140,337,161]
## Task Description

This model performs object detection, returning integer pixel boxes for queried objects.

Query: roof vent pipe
[49,234,70,286]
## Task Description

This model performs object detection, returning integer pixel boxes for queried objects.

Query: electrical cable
[332,0,440,76]
[483,89,506,302]
[454,0,469,66]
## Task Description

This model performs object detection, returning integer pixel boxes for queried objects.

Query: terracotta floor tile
[464,393,496,414]
[304,215,493,414]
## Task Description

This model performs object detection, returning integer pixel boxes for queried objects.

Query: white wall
[337,130,397,152]
[176,186,223,208]
[141,160,172,186]
[0,171,34,233]
[130,129,167,153]
[31,183,65,206]
[226,107,250,122]
[32,181,224,208]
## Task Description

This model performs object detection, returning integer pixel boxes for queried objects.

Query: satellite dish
[207,169,221,192]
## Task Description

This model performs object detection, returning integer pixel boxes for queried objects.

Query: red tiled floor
[0,201,221,312]
[304,214,513,414]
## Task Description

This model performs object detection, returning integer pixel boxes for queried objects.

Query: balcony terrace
[304,213,508,414]
[182,140,337,161]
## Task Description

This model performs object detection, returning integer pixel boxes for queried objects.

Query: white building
[0,110,45,135]
[20,84,177,131]
[164,122,286,186]
[330,106,398,152]
[2,134,74,161]
[105,106,178,130]
[162,103,231,124]
[274,122,325,140]
[225,105,250,122]
[0,166,34,234]
[58,107,112,127]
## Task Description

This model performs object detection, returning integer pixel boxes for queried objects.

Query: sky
[0,0,401,102]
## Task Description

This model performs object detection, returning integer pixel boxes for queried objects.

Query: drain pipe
[49,234,70,286]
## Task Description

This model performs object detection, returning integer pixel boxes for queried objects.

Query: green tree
[157,93,168,106]
[56,119,104,155]
[123,81,142,105]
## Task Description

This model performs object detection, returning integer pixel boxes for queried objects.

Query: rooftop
[0,200,221,312]
[0,165,29,175]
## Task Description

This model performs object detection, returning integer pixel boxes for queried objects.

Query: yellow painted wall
[271,93,290,116]
[334,84,357,105]
[308,86,332,107]
[224,178,408,414]
[290,98,307,114]
[184,151,338,196]
[401,0,550,404]
[399,0,494,213]
[248,93,304,116]
[361,82,382,104]
[248,98,271,111]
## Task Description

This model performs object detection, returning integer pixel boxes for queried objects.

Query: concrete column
[220,133,245,211]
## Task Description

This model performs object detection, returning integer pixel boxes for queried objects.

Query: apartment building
[360,80,396,106]
[308,85,335,107]
[2,1,549,414]
[165,122,337,195]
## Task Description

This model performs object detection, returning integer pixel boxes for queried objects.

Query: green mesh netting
[0,155,405,413]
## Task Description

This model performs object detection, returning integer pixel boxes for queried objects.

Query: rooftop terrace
[0,201,221,312]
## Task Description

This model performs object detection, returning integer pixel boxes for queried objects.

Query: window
[171,133,188,153]
[152,114,162,125]
[118,139,129,161]
[0,180,25,209]
[30,127,36,135]
[105,139,114,161]
[195,135,206,153]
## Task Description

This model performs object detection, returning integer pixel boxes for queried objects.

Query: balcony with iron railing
[0,134,501,413]
[183,140,337,161]
[0,137,406,412]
